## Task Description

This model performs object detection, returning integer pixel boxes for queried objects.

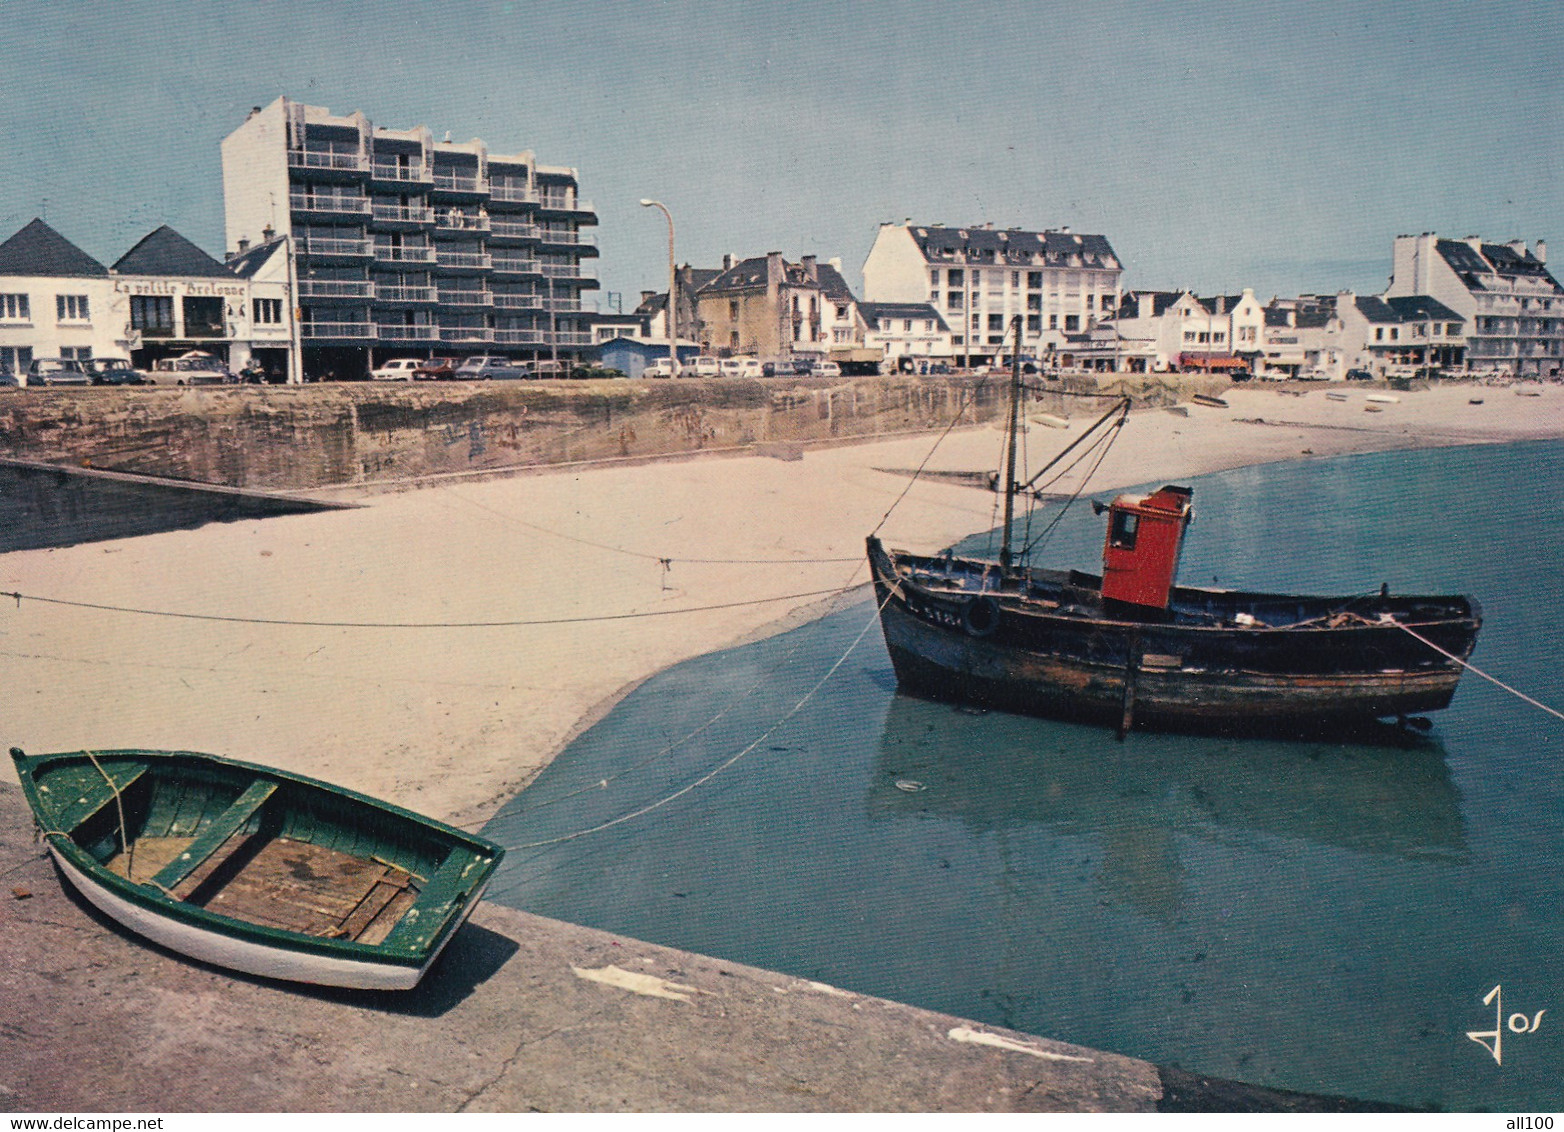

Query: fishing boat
[866,321,1483,737]
[10,747,503,989]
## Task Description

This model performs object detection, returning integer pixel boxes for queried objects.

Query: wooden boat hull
[867,538,1481,735]
[11,749,504,990]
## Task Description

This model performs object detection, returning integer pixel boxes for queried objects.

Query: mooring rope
[82,750,132,877]
[0,586,850,629]
[1392,620,1564,722]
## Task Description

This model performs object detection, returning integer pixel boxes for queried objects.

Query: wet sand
[0,381,1557,826]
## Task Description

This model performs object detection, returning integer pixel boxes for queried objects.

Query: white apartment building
[1386,233,1562,376]
[859,302,952,368]
[221,97,599,381]
[861,222,1122,365]
[0,220,117,376]
[1109,290,1255,373]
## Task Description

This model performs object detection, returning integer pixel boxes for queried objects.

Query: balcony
[370,161,433,186]
[290,193,371,217]
[439,289,495,307]
[493,294,542,310]
[432,171,488,196]
[540,263,585,279]
[489,219,539,241]
[375,285,439,304]
[490,185,537,204]
[371,203,435,226]
[537,195,595,215]
[435,211,491,235]
[301,237,373,258]
[494,328,545,345]
[378,325,438,342]
[299,279,374,300]
[491,256,540,276]
[303,321,375,339]
[288,149,369,178]
[536,229,597,248]
[552,331,593,347]
[374,244,437,264]
[438,326,494,345]
[435,250,493,272]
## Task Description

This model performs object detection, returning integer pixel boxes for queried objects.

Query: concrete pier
[0,787,1394,1113]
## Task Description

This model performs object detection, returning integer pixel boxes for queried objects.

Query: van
[718,358,745,377]
[643,359,676,379]
[682,356,720,378]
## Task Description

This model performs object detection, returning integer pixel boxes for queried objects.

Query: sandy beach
[1,381,1559,827]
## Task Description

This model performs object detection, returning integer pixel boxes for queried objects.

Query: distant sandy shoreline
[1,381,1559,826]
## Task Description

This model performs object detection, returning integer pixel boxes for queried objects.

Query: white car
[736,359,764,378]
[372,358,421,381]
[643,359,676,379]
[682,357,720,378]
[718,358,745,377]
[809,361,841,378]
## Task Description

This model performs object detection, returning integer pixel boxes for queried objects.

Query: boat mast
[999,315,1023,572]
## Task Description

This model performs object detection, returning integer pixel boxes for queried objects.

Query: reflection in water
[869,694,1468,927]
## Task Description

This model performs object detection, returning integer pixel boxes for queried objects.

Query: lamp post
[640,199,677,369]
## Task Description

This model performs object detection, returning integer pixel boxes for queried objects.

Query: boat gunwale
[13,747,503,969]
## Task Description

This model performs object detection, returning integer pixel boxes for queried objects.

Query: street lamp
[640,199,677,368]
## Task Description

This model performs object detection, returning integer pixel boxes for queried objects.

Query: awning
[1179,354,1246,370]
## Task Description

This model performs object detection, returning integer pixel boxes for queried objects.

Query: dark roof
[702,255,815,294]
[114,225,231,278]
[859,302,949,332]
[0,218,108,277]
[909,225,1119,270]
[225,236,287,279]
[1354,296,1400,324]
[815,262,857,302]
[1198,294,1247,315]
[1384,295,1461,323]
[1117,291,1184,319]
[1436,237,1564,293]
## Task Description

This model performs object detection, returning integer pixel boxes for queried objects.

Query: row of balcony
[299,281,571,309]
[299,237,598,273]
[291,198,598,242]
[287,149,595,213]
[302,321,593,346]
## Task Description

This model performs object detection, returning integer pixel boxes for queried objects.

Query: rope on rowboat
[0,585,858,629]
[83,750,133,878]
[1389,620,1564,723]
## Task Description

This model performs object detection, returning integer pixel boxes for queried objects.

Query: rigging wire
[1017,413,1126,562]
[868,375,991,538]
[1391,622,1564,723]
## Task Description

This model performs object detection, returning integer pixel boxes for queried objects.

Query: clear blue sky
[3,1,1559,308]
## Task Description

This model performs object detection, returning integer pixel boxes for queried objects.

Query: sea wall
[0,373,1221,491]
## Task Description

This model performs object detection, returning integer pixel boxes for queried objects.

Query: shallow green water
[485,439,1564,1110]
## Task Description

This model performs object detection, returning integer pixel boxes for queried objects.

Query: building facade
[1386,233,1562,376]
[221,97,598,381]
[859,302,952,367]
[0,219,115,376]
[693,252,833,361]
[861,222,1123,365]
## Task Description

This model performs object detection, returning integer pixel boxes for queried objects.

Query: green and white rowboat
[10,747,504,990]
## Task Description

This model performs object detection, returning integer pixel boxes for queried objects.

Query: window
[930,270,940,286]
[1027,294,1041,311]
[1065,315,1080,332]
[56,294,90,321]
[131,295,174,334]
[60,345,92,361]
[1027,272,1042,289]
[836,305,848,319]
[1026,315,1041,332]
[971,313,981,329]
[1374,327,1384,341]
[0,346,32,373]
[988,314,1003,331]
[182,296,224,337]
[1049,314,1058,329]
[903,319,912,332]
[0,294,29,320]
[1011,272,1020,287]
[1184,331,1197,343]
[1109,510,1139,550]
[1213,332,1225,343]
[253,298,283,325]
[729,300,739,320]
[948,270,963,285]
[947,292,962,308]
[928,291,939,304]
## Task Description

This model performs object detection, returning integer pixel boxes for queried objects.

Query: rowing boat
[10,747,503,989]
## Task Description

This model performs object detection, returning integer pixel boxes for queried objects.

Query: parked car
[718,358,745,378]
[371,358,421,382]
[1346,368,1374,381]
[147,355,232,385]
[808,361,842,378]
[531,359,569,379]
[736,359,764,378]
[762,360,806,377]
[643,359,676,379]
[413,357,457,381]
[87,358,147,386]
[455,356,529,380]
[28,358,91,386]
[681,356,720,378]
[569,364,625,380]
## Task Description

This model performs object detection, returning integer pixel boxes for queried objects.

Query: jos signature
[1467,984,1547,1066]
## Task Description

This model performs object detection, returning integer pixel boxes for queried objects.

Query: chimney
[722,253,733,270]
[237,237,250,254]
[1508,239,1526,257]
[802,255,818,281]
[262,225,275,242]
[640,290,655,306]
[1537,240,1547,264]
[766,251,784,300]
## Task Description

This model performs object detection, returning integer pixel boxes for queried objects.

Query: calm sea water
[484,439,1564,1111]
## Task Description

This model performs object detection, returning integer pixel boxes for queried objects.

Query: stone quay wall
[0,373,1216,492]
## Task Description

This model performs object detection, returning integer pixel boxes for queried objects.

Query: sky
[3,1,1560,309]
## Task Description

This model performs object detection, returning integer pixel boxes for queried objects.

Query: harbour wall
[0,374,1220,492]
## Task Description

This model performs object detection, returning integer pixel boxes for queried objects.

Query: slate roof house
[1387,233,1561,376]
[694,252,859,362]
[0,219,112,376]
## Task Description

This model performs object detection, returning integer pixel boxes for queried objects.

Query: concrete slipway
[0,789,1397,1114]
